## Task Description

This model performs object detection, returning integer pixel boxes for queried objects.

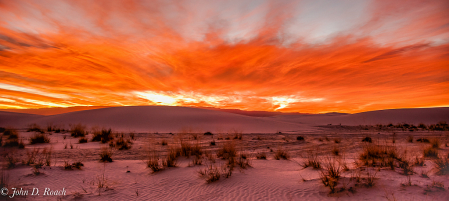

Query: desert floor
[1,124,449,201]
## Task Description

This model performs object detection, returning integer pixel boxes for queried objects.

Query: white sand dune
[0,106,305,133]
[1,106,448,133]
[273,107,449,126]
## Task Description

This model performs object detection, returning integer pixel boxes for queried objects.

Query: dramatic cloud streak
[0,0,448,113]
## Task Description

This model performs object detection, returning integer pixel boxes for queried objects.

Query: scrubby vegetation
[71,124,87,137]
[92,128,113,143]
[274,148,290,160]
[99,147,113,162]
[29,133,51,144]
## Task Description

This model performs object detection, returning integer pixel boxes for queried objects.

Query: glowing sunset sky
[0,0,448,113]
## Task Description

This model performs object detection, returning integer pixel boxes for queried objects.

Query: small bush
[256,152,267,159]
[79,137,88,143]
[297,136,305,141]
[198,164,221,183]
[423,146,438,158]
[146,151,162,172]
[204,131,213,135]
[236,153,251,169]
[334,138,341,143]
[430,138,441,148]
[331,147,339,156]
[30,133,50,144]
[274,148,290,160]
[161,140,168,146]
[233,132,242,140]
[407,135,414,143]
[210,140,216,146]
[362,137,372,143]
[4,128,18,137]
[163,147,178,167]
[303,154,321,169]
[27,124,44,133]
[114,137,131,150]
[434,157,449,175]
[71,124,86,137]
[416,138,430,143]
[129,132,135,140]
[216,141,236,160]
[319,158,341,193]
[92,128,113,143]
[99,147,113,162]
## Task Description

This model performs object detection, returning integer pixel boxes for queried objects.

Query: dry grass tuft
[79,137,88,143]
[27,123,44,133]
[146,151,163,172]
[71,124,87,137]
[217,141,236,160]
[92,128,113,143]
[423,146,438,158]
[30,133,51,144]
[236,153,251,169]
[198,164,221,183]
[274,148,290,160]
[430,138,441,148]
[99,147,113,162]
[319,157,341,193]
[256,152,267,159]
[163,147,179,167]
[434,157,449,175]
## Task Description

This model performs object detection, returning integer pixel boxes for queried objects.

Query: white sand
[1,106,449,200]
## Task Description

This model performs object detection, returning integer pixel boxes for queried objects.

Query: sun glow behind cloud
[0,0,448,113]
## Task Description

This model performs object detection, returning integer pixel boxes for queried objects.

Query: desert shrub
[71,124,86,137]
[162,147,178,167]
[274,148,290,160]
[398,159,414,175]
[79,137,88,143]
[362,137,372,143]
[114,137,131,150]
[365,169,378,187]
[334,138,341,143]
[0,127,5,133]
[198,164,221,183]
[216,141,236,160]
[30,133,50,144]
[331,147,339,156]
[92,128,113,143]
[161,140,168,146]
[27,124,44,133]
[63,161,73,170]
[5,153,17,169]
[236,153,251,169]
[423,146,438,158]
[319,158,341,193]
[418,123,427,129]
[210,140,216,146]
[4,128,18,137]
[256,152,267,159]
[204,131,213,135]
[414,156,425,166]
[359,144,398,167]
[407,135,414,143]
[233,132,242,140]
[297,136,305,141]
[129,132,135,140]
[146,151,162,172]
[434,157,449,175]
[99,147,113,162]
[0,135,2,146]
[416,138,430,143]
[24,148,40,166]
[430,138,441,148]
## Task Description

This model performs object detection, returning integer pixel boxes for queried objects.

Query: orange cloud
[0,0,448,113]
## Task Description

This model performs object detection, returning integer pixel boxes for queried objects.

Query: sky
[0,0,448,114]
